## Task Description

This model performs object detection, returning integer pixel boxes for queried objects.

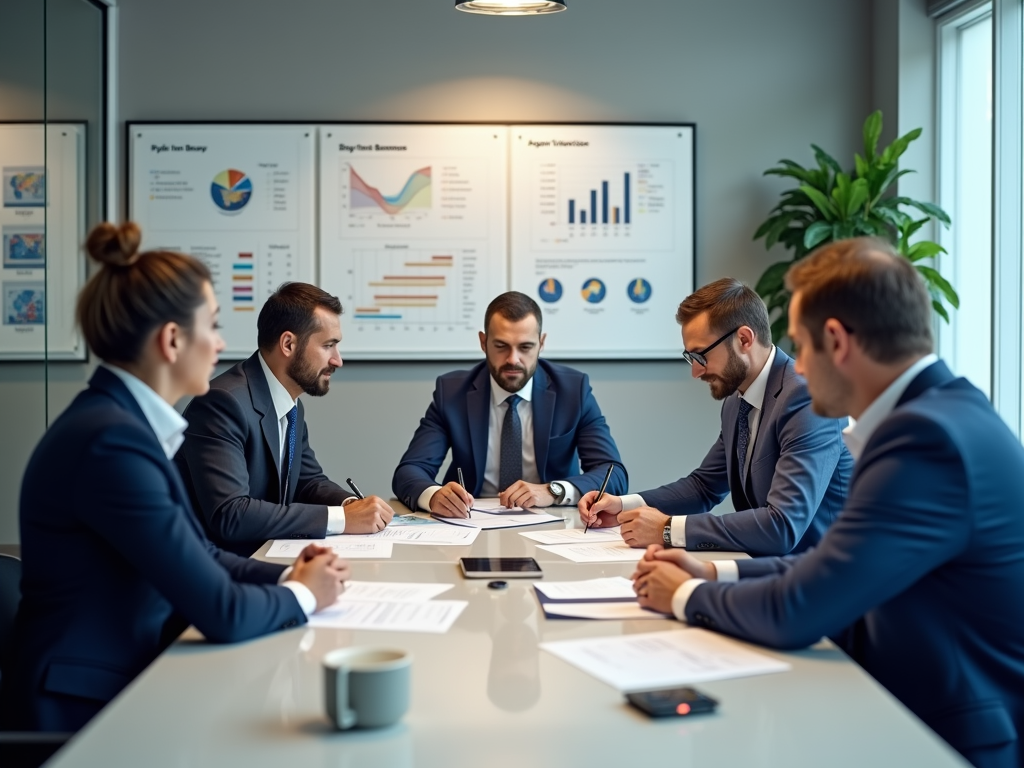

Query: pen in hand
[585,463,616,534]
[345,478,365,500]
[457,467,465,489]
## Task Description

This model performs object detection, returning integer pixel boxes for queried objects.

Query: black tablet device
[460,557,543,579]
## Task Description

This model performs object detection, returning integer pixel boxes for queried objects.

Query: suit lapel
[467,365,490,491]
[244,354,284,480]
[532,364,555,476]
[748,349,789,470]
[896,360,955,407]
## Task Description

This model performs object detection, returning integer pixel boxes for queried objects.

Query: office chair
[0,554,72,768]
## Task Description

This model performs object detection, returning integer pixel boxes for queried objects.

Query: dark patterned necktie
[282,405,297,501]
[736,398,754,476]
[499,395,523,492]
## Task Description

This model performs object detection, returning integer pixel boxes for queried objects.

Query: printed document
[541,629,791,691]
[521,527,622,545]
[266,538,393,559]
[308,599,468,633]
[535,541,643,562]
[338,581,455,603]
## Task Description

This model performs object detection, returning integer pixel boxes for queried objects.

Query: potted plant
[753,110,959,342]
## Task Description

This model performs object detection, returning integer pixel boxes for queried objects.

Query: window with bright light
[937,5,993,398]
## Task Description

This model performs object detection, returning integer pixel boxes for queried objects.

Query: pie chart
[211,169,252,212]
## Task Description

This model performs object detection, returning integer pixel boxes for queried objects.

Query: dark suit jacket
[640,349,853,555]
[392,360,626,509]
[176,354,351,557]
[685,361,1024,768]
[0,368,306,732]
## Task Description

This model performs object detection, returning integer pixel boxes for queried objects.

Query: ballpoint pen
[345,478,365,500]
[585,463,616,534]
[457,467,465,489]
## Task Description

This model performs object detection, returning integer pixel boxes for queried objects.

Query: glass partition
[0,0,108,549]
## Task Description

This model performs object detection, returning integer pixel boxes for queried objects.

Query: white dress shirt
[105,363,316,617]
[418,373,580,511]
[619,346,778,548]
[668,352,940,622]
[258,353,348,535]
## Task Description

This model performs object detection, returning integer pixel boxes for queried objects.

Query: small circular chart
[211,169,253,212]
[627,278,652,303]
[580,278,606,304]
[538,278,563,303]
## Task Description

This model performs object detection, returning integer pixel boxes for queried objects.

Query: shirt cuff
[671,578,707,622]
[670,516,688,548]
[620,493,645,511]
[557,481,580,507]
[278,567,317,617]
[712,560,740,582]
[418,485,442,513]
[326,505,346,535]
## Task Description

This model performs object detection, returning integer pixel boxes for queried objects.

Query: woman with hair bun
[0,222,349,732]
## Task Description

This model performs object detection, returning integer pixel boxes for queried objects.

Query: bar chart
[567,173,631,225]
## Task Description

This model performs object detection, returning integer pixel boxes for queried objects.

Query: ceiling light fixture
[454,0,566,15]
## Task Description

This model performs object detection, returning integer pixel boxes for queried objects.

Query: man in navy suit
[633,239,1024,768]
[581,278,853,556]
[177,283,394,556]
[392,291,626,517]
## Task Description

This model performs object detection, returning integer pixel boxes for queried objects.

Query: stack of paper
[266,538,393,559]
[533,577,668,621]
[308,581,467,634]
[534,541,644,563]
[352,525,481,546]
[435,509,564,530]
[520,527,622,545]
[541,628,792,691]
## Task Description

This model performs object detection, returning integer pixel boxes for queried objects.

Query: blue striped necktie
[736,398,754,476]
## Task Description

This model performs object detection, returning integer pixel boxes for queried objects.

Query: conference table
[47,504,968,768]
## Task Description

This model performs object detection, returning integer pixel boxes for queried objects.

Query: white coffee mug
[323,647,412,730]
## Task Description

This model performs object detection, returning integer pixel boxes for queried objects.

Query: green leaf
[765,213,798,250]
[854,153,869,180]
[803,220,833,250]
[932,299,950,323]
[811,144,843,176]
[831,173,853,218]
[767,290,790,312]
[906,240,946,262]
[880,127,923,165]
[799,184,837,221]
[917,265,960,308]
[755,260,793,297]
[753,215,785,241]
[893,197,952,226]
[863,110,883,162]
[765,160,819,187]
[846,178,870,217]
[869,167,913,204]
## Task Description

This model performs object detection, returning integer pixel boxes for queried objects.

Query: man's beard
[701,345,748,400]
[488,359,536,394]
[287,349,336,397]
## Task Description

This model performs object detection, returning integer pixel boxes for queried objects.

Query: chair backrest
[0,553,22,657]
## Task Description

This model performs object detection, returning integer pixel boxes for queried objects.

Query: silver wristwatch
[548,481,566,505]
[663,522,673,547]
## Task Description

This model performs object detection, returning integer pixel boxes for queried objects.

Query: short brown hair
[484,291,542,334]
[676,278,771,346]
[785,237,933,363]
[257,282,343,351]
[77,222,211,364]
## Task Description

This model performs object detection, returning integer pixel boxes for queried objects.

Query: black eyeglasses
[681,328,739,367]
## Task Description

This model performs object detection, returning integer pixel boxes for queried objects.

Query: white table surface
[46,506,969,768]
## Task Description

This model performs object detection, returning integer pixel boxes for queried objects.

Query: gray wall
[0,0,876,542]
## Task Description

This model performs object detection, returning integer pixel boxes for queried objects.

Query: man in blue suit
[392,291,626,516]
[177,283,394,556]
[633,239,1024,768]
[581,278,853,556]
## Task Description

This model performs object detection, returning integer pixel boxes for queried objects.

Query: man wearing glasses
[580,277,853,556]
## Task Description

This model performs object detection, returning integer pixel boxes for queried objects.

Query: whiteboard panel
[129,124,317,359]
[509,125,695,359]
[319,124,508,360]
[0,123,86,361]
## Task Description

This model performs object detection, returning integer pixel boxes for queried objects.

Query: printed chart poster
[510,125,694,358]
[130,125,317,358]
[0,123,86,360]
[320,124,508,359]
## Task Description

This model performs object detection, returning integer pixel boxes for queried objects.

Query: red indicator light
[676,703,691,715]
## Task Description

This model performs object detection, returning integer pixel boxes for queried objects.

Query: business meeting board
[129,123,695,360]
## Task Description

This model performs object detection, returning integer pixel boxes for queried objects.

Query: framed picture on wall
[0,122,87,361]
